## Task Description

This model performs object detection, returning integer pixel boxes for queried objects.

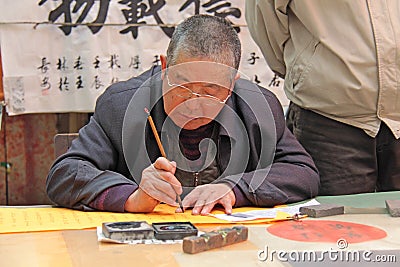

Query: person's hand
[180,183,235,215]
[124,157,182,212]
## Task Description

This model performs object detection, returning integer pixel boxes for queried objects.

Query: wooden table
[1,192,400,267]
[0,226,272,267]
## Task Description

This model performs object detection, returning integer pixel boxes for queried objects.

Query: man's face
[161,56,238,130]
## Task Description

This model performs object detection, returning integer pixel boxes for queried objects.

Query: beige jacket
[246,0,400,138]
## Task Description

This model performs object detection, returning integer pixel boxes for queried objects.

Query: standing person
[46,15,319,215]
[246,0,400,195]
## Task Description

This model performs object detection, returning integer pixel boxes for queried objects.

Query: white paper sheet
[211,199,321,222]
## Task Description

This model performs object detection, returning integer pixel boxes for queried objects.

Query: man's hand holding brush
[124,157,183,213]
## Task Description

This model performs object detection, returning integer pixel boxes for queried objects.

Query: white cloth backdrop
[0,0,286,115]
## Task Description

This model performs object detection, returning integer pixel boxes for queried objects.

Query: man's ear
[160,55,167,79]
[230,72,240,90]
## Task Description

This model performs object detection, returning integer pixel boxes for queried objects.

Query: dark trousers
[286,102,400,195]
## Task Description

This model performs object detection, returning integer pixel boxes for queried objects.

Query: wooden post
[0,52,3,101]
[0,51,6,204]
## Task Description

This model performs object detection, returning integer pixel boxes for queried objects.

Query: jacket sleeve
[221,92,320,207]
[46,88,138,211]
[245,0,290,77]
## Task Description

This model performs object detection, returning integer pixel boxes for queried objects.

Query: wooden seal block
[300,204,344,218]
[182,226,248,254]
[385,200,400,217]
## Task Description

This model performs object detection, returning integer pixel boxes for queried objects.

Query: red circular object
[267,220,386,243]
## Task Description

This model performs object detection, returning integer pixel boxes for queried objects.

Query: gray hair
[166,15,241,70]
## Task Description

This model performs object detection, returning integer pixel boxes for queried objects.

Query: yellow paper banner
[0,205,290,234]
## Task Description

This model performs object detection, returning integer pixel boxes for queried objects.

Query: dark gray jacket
[46,66,319,211]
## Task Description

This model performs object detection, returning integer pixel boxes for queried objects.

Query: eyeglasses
[165,73,230,106]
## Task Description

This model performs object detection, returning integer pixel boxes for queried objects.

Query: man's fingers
[182,189,201,209]
[151,158,182,195]
[220,196,233,214]
[194,196,232,215]
[140,172,179,205]
[155,170,182,195]
[153,157,175,172]
[191,189,213,215]
[199,202,217,216]
[191,199,208,215]
[183,184,235,215]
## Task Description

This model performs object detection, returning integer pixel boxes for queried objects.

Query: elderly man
[46,14,319,215]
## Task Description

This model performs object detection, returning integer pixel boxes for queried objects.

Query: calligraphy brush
[144,107,184,212]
